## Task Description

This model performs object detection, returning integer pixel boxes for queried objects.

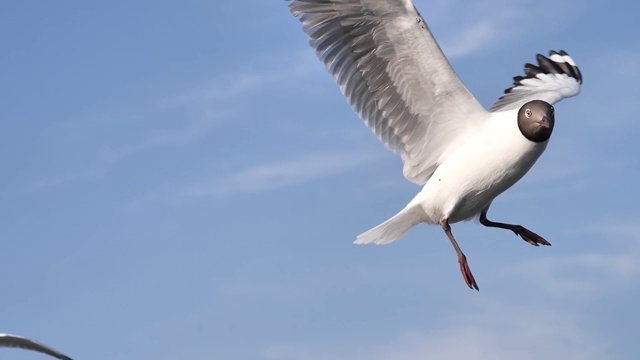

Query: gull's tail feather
[355,207,421,245]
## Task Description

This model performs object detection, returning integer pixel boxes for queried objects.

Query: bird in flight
[287,0,582,290]
[0,333,73,360]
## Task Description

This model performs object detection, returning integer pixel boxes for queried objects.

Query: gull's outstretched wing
[288,0,488,184]
[0,333,73,360]
[491,50,582,112]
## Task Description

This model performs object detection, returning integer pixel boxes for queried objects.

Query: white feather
[289,0,488,185]
[550,53,577,66]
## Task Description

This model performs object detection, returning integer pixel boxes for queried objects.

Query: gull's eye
[550,107,555,114]
[525,109,532,117]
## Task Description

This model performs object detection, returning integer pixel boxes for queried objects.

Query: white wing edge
[491,50,582,112]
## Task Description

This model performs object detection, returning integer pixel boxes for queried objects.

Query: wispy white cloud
[97,50,323,164]
[213,256,312,302]
[100,51,322,164]
[577,48,640,128]
[33,114,225,188]
[516,220,640,295]
[157,50,323,110]
[264,345,314,360]
[184,152,377,198]
[603,50,640,79]
[100,51,320,162]
[523,140,587,184]
[98,116,223,163]
[32,167,107,189]
[519,252,640,295]
[441,8,519,58]
[263,300,615,360]
[256,221,637,360]
[426,0,586,59]
[33,50,322,189]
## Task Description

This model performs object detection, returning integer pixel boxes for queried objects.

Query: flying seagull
[0,333,73,360]
[287,0,582,290]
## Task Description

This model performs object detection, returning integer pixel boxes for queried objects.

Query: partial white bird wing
[288,0,488,184]
[0,333,73,360]
[490,50,582,112]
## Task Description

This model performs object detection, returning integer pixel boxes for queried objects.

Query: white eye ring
[525,109,532,117]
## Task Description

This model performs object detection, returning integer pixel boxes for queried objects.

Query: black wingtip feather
[490,50,583,112]
[536,54,563,74]
[524,63,542,78]
[502,50,582,96]
[572,64,583,84]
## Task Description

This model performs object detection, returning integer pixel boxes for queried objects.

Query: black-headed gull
[0,333,73,360]
[287,0,582,290]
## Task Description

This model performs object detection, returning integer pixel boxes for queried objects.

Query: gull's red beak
[537,116,550,128]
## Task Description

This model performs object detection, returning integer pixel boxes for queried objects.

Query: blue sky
[1,1,639,359]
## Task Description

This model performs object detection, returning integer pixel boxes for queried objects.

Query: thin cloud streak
[430,0,584,59]
[99,51,320,164]
[32,167,107,189]
[157,50,322,110]
[32,50,320,189]
[577,49,640,128]
[516,219,640,295]
[184,152,377,198]
[263,301,615,360]
[519,252,640,295]
[442,11,518,58]
[98,116,224,163]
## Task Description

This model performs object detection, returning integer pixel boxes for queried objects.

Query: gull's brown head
[518,100,555,143]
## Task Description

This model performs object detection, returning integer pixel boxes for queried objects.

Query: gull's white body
[417,110,547,223]
[288,0,582,248]
[356,109,547,244]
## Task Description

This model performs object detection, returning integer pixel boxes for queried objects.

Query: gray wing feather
[0,333,73,360]
[288,0,487,184]
[491,50,582,112]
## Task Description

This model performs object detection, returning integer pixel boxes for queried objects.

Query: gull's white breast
[411,110,549,224]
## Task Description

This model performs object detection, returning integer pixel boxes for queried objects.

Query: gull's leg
[441,218,479,291]
[479,208,551,246]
